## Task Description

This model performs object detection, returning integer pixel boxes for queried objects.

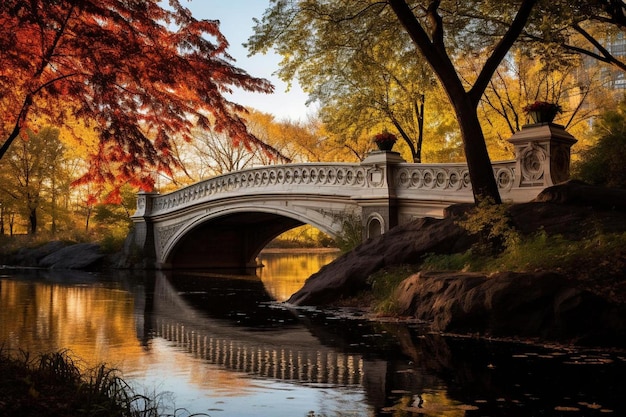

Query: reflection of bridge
[155,319,364,385]
[149,272,367,386]
[132,124,577,269]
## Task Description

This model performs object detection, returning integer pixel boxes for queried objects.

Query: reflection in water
[257,249,339,301]
[0,272,146,366]
[1,259,625,417]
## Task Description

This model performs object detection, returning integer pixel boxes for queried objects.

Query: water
[1,250,625,417]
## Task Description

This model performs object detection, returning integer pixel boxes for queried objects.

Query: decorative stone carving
[156,221,186,258]
[519,142,547,186]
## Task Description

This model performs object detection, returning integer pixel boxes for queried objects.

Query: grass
[366,264,421,315]
[364,230,626,316]
[0,349,203,417]
[421,230,626,276]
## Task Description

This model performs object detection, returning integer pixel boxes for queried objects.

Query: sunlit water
[1,250,625,417]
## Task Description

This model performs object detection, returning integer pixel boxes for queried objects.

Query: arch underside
[158,197,353,271]
[166,212,307,271]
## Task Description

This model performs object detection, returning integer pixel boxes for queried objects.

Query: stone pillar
[130,191,159,266]
[358,151,406,239]
[508,123,577,189]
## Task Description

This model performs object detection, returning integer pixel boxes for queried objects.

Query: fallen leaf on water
[554,406,580,412]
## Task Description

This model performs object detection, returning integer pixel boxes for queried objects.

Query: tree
[573,99,626,188]
[524,0,626,74]
[150,110,330,190]
[249,0,548,203]
[476,46,608,159]
[0,127,65,234]
[0,0,280,201]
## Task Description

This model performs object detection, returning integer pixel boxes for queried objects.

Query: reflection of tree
[0,273,146,367]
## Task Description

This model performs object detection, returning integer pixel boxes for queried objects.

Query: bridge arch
[160,205,345,270]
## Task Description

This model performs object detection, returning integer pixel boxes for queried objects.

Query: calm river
[1,249,625,417]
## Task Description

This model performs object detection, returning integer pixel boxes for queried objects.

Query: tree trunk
[388,0,538,204]
[414,95,425,163]
[0,125,21,161]
[29,207,37,235]
[452,96,502,204]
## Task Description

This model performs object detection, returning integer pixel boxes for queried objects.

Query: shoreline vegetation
[260,247,341,254]
[0,349,194,417]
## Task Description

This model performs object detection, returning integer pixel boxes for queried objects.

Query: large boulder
[287,215,474,305]
[286,182,626,346]
[9,241,69,267]
[395,271,626,347]
[39,243,105,269]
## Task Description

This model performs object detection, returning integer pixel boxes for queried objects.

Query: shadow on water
[149,270,626,416]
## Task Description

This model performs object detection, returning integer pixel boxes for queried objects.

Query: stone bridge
[131,123,576,270]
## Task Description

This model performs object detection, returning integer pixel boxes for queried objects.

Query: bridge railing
[395,160,516,196]
[140,159,521,217]
[147,162,367,216]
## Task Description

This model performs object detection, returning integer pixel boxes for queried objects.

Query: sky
[183,1,315,121]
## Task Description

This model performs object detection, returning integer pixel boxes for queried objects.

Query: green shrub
[573,99,626,188]
[366,265,420,315]
[99,230,129,254]
[456,198,519,256]
[333,212,362,253]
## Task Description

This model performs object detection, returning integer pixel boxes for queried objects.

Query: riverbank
[288,181,626,348]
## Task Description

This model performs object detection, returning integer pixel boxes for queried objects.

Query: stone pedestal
[359,151,406,238]
[508,123,577,188]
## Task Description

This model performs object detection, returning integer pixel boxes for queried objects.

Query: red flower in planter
[523,101,562,114]
[373,131,397,144]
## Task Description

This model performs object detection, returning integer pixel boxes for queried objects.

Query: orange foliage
[0,0,280,200]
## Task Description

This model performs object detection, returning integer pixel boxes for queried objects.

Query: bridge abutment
[131,191,159,268]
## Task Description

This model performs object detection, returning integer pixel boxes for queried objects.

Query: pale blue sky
[184,1,314,121]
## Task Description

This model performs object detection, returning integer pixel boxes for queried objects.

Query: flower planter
[375,140,396,151]
[528,110,557,124]
[373,131,397,151]
[523,101,562,125]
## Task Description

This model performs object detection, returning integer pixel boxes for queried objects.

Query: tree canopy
[0,0,279,201]
[249,0,550,203]
[248,0,626,203]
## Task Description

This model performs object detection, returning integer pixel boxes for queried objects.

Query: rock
[9,241,69,266]
[535,180,626,211]
[39,243,105,269]
[288,183,626,307]
[287,215,475,305]
[286,182,626,346]
[395,271,626,346]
